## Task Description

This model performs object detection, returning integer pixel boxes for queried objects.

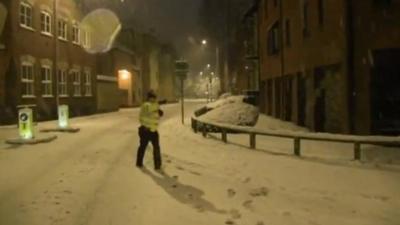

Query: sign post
[18,108,34,140]
[175,60,189,125]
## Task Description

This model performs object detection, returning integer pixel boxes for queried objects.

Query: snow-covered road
[0,102,399,225]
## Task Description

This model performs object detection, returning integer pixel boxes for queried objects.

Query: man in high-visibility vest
[136,90,164,170]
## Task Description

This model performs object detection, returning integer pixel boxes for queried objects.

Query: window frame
[20,2,33,30]
[58,69,68,97]
[81,29,90,48]
[40,10,52,36]
[72,70,81,97]
[58,18,68,41]
[21,62,35,98]
[41,65,53,97]
[84,70,92,97]
[72,22,80,45]
[267,22,280,55]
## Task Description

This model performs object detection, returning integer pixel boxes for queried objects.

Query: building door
[297,73,306,126]
[314,89,326,132]
[285,76,293,121]
[371,49,400,135]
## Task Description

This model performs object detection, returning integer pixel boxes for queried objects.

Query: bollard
[18,108,34,140]
[354,142,361,160]
[222,129,227,143]
[250,133,256,149]
[202,124,207,138]
[58,105,69,128]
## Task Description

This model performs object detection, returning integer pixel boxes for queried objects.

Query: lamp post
[202,39,220,99]
[53,0,59,107]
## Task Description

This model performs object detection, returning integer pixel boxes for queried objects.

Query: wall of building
[258,0,351,133]
[2,0,97,123]
[352,0,400,134]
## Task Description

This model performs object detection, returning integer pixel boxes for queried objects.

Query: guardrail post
[354,142,361,160]
[221,129,227,143]
[294,138,301,156]
[250,133,256,149]
[192,118,198,133]
[202,124,207,138]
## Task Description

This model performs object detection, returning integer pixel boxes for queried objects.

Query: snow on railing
[191,117,400,161]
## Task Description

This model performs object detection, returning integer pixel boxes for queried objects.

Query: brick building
[0,0,97,124]
[250,0,400,135]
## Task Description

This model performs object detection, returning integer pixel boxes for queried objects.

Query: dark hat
[147,90,157,99]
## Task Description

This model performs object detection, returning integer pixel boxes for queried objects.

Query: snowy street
[0,102,399,225]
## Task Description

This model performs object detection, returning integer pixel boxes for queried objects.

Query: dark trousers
[136,126,162,169]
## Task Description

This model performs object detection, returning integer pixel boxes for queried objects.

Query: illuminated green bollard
[19,108,34,140]
[58,105,69,128]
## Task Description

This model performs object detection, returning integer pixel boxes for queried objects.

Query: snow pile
[206,95,246,109]
[200,96,259,126]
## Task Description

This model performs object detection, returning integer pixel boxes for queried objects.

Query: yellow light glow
[119,70,130,80]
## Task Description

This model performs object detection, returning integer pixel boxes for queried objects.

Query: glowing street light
[199,71,203,76]
[202,39,207,45]
[207,64,211,69]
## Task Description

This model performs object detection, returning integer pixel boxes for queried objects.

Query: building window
[264,0,268,18]
[285,19,291,47]
[72,71,81,96]
[267,22,280,55]
[81,29,90,48]
[58,19,68,40]
[303,1,310,37]
[40,11,52,35]
[72,23,80,44]
[84,71,92,96]
[21,63,35,97]
[373,0,391,8]
[58,69,68,97]
[20,2,33,29]
[273,0,278,7]
[41,66,53,97]
[318,0,325,28]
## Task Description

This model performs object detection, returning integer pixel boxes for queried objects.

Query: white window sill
[58,37,68,42]
[0,44,5,50]
[73,95,82,97]
[20,24,35,32]
[42,95,54,98]
[72,41,80,46]
[41,32,53,38]
[22,95,36,99]
[85,94,93,97]
[59,95,69,98]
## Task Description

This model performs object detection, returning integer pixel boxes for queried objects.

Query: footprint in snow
[242,200,253,210]
[176,166,185,171]
[225,219,235,225]
[243,177,251,183]
[249,187,269,197]
[227,189,236,198]
[229,209,241,219]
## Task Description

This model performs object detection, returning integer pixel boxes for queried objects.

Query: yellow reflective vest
[139,101,160,132]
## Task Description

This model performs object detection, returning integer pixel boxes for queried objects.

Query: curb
[5,135,58,145]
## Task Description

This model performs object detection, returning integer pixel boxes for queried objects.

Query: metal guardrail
[191,117,400,160]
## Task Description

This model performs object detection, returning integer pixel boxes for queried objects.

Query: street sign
[175,60,189,79]
[19,108,34,140]
[58,105,69,128]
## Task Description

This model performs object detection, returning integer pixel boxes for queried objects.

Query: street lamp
[201,39,220,96]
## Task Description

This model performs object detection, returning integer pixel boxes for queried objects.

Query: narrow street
[0,102,399,225]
